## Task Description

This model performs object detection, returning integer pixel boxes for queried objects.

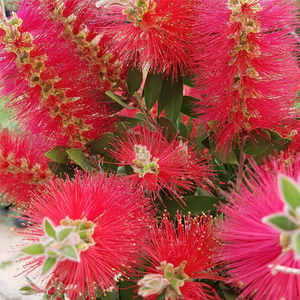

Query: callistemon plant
[0,0,299,298]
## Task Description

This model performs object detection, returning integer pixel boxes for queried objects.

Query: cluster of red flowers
[0,0,299,299]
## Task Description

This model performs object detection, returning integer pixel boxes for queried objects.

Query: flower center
[122,0,157,28]
[137,261,189,299]
[132,144,159,178]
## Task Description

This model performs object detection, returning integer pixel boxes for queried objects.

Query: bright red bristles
[194,0,300,155]
[96,0,197,79]
[136,211,221,300]
[14,172,154,298]
[218,155,300,299]
[0,128,54,205]
[109,126,214,203]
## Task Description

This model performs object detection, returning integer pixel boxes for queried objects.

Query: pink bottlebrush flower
[194,0,300,154]
[14,172,154,298]
[96,0,197,79]
[0,1,118,148]
[109,126,214,203]
[0,128,54,205]
[218,155,300,299]
[137,211,221,300]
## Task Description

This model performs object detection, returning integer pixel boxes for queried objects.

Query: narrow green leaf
[63,245,80,261]
[292,231,300,257]
[157,117,177,141]
[66,148,94,172]
[44,218,56,240]
[179,122,188,138]
[105,91,134,110]
[90,133,114,156]
[180,96,200,117]
[127,66,143,95]
[159,196,221,216]
[21,244,45,255]
[280,176,300,210]
[19,286,36,295]
[42,257,57,275]
[144,72,163,111]
[263,214,298,232]
[244,130,271,156]
[159,77,183,123]
[45,146,69,164]
[57,227,74,242]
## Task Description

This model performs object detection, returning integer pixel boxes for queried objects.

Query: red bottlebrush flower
[137,211,221,300]
[96,0,197,79]
[0,128,54,205]
[15,172,154,298]
[194,0,300,154]
[0,1,119,148]
[109,126,214,203]
[218,156,300,299]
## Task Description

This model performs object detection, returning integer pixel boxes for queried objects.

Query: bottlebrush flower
[14,172,154,298]
[218,156,300,299]
[109,126,214,203]
[137,211,221,300]
[0,0,119,148]
[0,128,54,205]
[96,0,197,79]
[194,0,300,154]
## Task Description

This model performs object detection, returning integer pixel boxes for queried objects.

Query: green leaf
[209,137,238,164]
[263,214,298,232]
[156,293,166,300]
[105,91,134,110]
[45,146,69,164]
[244,130,271,156]
[66,148,94,172]
[44,218,56,240]
[19,286,36,295]
[47,161,76,180]
[42,257,57,275]
[159,77,183,123]
[120,280,142,300]
[179,122,188,138]
[159,196,221,216]
[21,244,45,255]
[180,96,199,117]
[57,227,74,242]
[279,176,300,210]
[90,133,114,156]
[183,76,195,87]
[63,245,80,261]
[144,72,163,111]
[102,289,119,300]
[219,283,239,300]
[127,66,143,95]
[157,117,177,141]
[292,231,300,257]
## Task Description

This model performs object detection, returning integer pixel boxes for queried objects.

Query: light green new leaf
[263,214,298,232]
[279,175,300,210]
[45,146,69,164]
[63,245,80,261]
[57,227,74,242]
[21,244,45,255]
[42,257,57,275]
[44,218,56,240]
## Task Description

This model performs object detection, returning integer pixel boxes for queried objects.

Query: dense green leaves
[127,66,143,95]
[144,72,163,110]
